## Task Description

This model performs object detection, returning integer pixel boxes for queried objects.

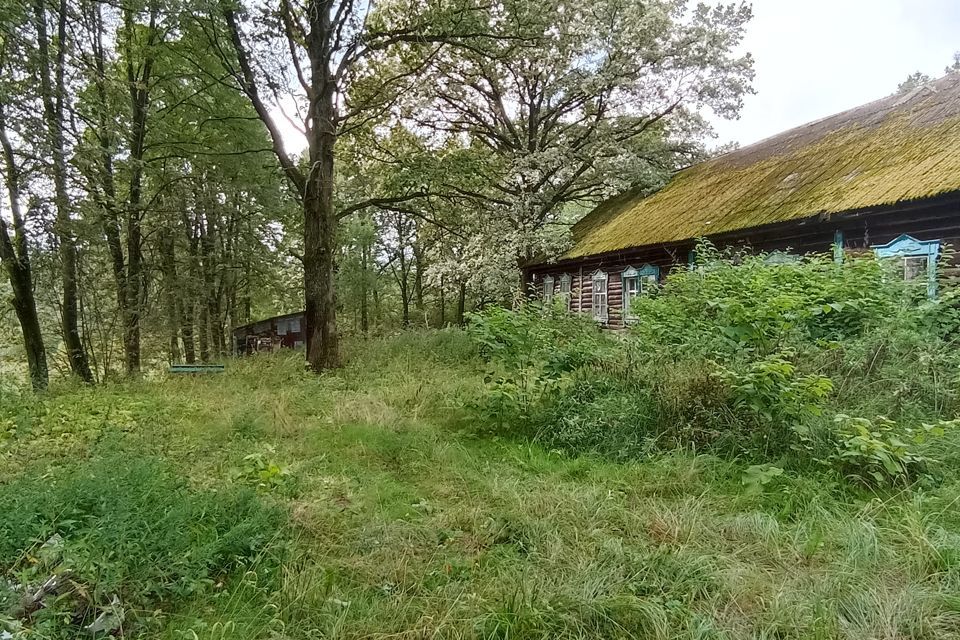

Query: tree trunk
[413,241,425,324]
[302,1,339,371]
[121,4,156,376]
[222,0,339,371]
[181,301,196,364]
[359,242,369,333]
[0,106,48,390]
[199,210,220,358]
[158,229,180,363]
[438,274,445,327]
[456,280,466,326]
[36,0,92,382]
[198,301,210,363]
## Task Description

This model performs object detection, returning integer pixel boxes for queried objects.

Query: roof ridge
[709,70,960,165]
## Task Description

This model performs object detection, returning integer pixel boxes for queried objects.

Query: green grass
[3,330,960,638]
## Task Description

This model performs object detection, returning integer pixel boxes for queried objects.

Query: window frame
[621,264,660,321]
[542,275,555,305]
[558,274,572,311]
[591,270,608,322]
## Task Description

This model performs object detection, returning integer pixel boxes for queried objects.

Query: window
[288,317,301,333]
[558,274,572,310]
[592,271,608,322]
[872,234,940,297]
[542,275,555,305]
[903,256,928,281]
[622,265,660,320]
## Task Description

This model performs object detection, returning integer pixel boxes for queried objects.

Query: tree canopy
[0,0,754,384]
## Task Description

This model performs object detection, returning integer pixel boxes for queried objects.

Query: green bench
[168,364,225,374]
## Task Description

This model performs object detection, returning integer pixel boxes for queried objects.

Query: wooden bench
[168,364,225,374]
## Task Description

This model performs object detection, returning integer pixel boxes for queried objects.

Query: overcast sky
[711,0,960,148]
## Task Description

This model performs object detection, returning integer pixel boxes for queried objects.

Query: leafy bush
[467,243,960,484]
[468,306,615,431]
[630,241,909,357]
[808,414,957,485]
[0,455,283,636]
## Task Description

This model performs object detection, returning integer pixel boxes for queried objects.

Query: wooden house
[233,311,305,354]
[525,72,960,327]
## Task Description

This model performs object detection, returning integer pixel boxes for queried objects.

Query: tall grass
[3,326,960,637]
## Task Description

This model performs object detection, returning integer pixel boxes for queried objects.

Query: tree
[410,0,754,288]
[0,33,48,389]
[898,52,960,94]
[205,0,503,370]
[35,0,93,381]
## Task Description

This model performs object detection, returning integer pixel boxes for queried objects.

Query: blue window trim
[622,264,660,322]
[833,230,844,263]
[871,234,940,297]
[622,264,660,280]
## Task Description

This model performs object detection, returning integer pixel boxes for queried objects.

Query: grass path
[4,332,960,638]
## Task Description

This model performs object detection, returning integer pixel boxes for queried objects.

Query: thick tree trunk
[36,0,92,382]
[303,179,338,369]
[0,108,48,390]
[302,3,339,372]
[222,0,338,371]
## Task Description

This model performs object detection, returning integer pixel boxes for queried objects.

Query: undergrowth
[2,315,960,637]
[469,243,960,487]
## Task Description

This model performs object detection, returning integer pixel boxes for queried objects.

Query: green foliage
[811,415,957,486]
[230,445,296,495]
[469,245,960,484]
[631,242,907,356]
[5,334,960,637]
[468,306,613,430]
[0,455,282,637]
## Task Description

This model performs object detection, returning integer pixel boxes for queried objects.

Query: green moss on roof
[564,73,960,259]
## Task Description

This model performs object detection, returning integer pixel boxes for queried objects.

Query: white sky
[711,0,960,147]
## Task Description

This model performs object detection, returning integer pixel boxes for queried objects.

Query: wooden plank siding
[526,193,960,328]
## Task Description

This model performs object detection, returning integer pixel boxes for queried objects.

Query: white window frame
[592,271,608,322]
[558,274,572,311]
[542,275,555,305]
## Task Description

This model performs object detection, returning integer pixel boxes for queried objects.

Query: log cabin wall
[526,194,960,327]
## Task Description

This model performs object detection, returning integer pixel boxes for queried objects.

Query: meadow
[4,248,960,639]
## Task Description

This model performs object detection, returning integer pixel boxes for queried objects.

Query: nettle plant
[630,241,905,356]
[467,305,612,428]
[712,352,833,455]
[714,353,833,425]
[816,414,958,486]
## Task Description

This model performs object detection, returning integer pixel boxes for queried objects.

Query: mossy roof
[564,72,960,259]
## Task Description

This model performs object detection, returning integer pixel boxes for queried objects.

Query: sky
[711,0,960,148]
[269,1,960,154]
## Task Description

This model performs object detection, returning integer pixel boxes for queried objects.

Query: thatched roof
[565,72,960,259]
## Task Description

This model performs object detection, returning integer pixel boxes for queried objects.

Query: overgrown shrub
[630,242,912,356]
[468,243,960,484]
